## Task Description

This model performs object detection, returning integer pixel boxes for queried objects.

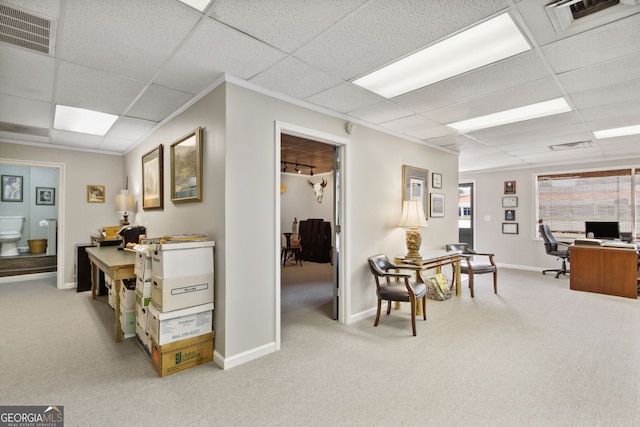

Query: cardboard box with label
[151,331,214,377]
[151,241,214,279]
[148,303,213,346]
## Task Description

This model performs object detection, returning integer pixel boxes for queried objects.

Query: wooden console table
[86,246,136,342]
[569,244,638,299]
[394,250,462,315]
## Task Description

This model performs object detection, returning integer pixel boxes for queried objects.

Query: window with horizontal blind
[536,168,636,239]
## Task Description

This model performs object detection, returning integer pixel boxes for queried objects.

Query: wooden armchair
[446,243,497,297]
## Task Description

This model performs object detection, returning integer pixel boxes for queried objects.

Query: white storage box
[150,272,214,312]
[134,247,152,280]
[120,281,136,310]
[136,298,150,331]
[105,277,114,309]
[136,321,151,355]
[119,309,136,338]
[151,241,214,279]
[148,303,213,345]
[136,279,152,300]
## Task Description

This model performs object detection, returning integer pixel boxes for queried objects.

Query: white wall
[280,172,334,232]
[459,157,640,272]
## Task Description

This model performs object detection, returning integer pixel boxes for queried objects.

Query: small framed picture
[87,185,105,203]
[432,173,442,189]
[36,187,55,205]
[502,223,518,234]
[504,181,516,194]
[502,196,518,208]
[504,209,515,221]
[2,175,23,202]
[430,193,445,217]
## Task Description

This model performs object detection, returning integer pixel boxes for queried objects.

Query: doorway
[274,121,349,350]
[458,182,474,247]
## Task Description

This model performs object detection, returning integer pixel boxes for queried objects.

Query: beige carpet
[1,266,639,426]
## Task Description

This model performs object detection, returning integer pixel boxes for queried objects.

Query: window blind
[537,169,633,238]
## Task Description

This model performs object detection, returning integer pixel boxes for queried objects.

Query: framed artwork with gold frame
[142,144,164,210]
[87,185,105,203]
[171,128,203,203]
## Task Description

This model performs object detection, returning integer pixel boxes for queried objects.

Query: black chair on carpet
[539,222,570,278]
[367,254,426,336]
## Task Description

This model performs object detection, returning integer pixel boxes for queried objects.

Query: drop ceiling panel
[0,94,51,128]
[569,78,640,109]
[3,0,61,19]
[155,18,286,95]
[0,44,55,101]
[306,83,383,114]
[127,84,193,122]
[249,57,344,99]
[480,123,591,147]
[557,52,640,94]
[210,0,369,54]
[424,78,564,124]
[380,114,440,135]
[466,112,585,141]
[394,51,553,114]
[541,13,640,73]
[57,0,201,81]
[348,101,414,125]
[294,0,509,81]
[97,136,137,153]
[55,62,146,115]
[49,129,103,149]
[106,117,157,142]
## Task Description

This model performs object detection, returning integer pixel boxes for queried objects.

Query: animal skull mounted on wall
[307,178,328,203]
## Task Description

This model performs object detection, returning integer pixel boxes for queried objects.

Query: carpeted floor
[1,266,639,426]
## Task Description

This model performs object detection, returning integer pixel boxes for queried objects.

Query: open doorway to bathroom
[0,161,61,284]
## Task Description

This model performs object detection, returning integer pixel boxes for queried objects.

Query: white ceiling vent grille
[0,3,55,55]
[544,0,637,33]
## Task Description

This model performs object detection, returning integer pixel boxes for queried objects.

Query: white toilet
[0,216,25,257]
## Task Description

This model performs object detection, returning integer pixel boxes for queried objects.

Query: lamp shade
[115,192,135,213]
[398,200,428,228]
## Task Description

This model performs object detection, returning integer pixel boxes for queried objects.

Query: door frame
[274,121,350,350]
[458,180,475,248]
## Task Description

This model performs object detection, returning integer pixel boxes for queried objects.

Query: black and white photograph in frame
[36,187,55,205]
[504,209,515,221]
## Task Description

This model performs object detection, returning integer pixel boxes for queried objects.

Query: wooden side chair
[367,254,427,336]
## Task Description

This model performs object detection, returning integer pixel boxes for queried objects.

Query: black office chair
[539,222,569,278]
[446,243,497,297]
[367,254,427,336]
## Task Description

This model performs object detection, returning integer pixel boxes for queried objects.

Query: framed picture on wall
[1,175,23,202]
[142,144,164,210]
[502,223,518,234]
[432,173,442,189]
[430,193,445,217]
[87,185,105,203]
[502,196,518,208]
[36,187,55,205]
[402,165,429,221]
[504,181,516,194]
[504,209,515,221]
[171,127,203,203]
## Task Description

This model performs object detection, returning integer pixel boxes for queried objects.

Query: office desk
[86,246,136,342]
[569,244,638,299]
[394,250,462,314]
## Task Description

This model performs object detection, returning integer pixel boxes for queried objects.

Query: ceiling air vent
[548,140,596,151]
[0,2,55,55]
[544,0,637,33]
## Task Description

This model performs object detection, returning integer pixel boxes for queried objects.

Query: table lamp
[398,200,428,258]
[115,190,136,226]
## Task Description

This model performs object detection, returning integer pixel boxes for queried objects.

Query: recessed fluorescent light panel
[593,124,640,139]
[446,98,572,133]
[353,13,530,98]
[53,105,118,136]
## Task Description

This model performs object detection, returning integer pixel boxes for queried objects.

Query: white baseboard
[0,271,56,284]
[214,342,277,370]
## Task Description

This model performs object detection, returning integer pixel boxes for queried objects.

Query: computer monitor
[585,221,620,240]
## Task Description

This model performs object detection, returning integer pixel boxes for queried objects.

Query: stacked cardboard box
[133,246,153,353]
[149,240,215,377]
[119,278,136,338]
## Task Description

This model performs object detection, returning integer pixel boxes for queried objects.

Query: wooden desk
[569,244,638,299]
[86,246,136,342]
